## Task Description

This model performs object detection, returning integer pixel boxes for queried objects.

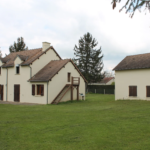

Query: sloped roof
[100,77,114,83]
[113,53,150,71]
[1,48,42,67]
[28,59,87,82]
[0,46,61,68]
[17,55,29,61]
[0,57,10,63]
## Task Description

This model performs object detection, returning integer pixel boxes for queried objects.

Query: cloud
[0,0,150,71]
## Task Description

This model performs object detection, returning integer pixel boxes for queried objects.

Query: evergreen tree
[73,32,105,83]
[9,37,28,53]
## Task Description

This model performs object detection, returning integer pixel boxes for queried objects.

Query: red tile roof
[100,77,114,84]
[0,46,61,68]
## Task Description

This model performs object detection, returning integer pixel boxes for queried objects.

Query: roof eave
[2,65,14,68]
[28,80,48,82]
[114,67,150,71]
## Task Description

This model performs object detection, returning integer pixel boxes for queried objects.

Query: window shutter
[32,85,35,96]
[129,86,137,96]
[146,86,150,97]
[148,86,150,97]
[129,86,132,96]
[41,85,44,96]
[134,86,137,96]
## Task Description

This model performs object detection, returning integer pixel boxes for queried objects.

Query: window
[37,85,44,96]
[37,85,41,95]
[146,86,150,97]
[32,84,44,96]
[16,65,20,74]
[0,67,1,75]
[32,85,35,96]
[68,73,71,82]
[0,85,4,100]
[129,86,137,97]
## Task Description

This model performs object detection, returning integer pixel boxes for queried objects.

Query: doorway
[14,85,20,102]
[0,85,3,100]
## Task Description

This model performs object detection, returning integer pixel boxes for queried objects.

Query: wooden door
[0,85,3,100]
[14,85,20,102]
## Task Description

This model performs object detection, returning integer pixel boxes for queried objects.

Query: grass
[1,94,150,150]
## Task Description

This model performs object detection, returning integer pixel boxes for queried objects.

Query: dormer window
[16,64,20,74]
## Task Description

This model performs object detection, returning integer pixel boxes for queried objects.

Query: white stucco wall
[115,69,150,100]
[31,49,60,76]
[5,57,47,104]
[48,62,86,104]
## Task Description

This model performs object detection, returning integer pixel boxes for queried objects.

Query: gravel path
[0,100,41,105]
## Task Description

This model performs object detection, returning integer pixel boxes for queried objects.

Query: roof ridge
[9,48,42,54]
[127,52,150,57]
[3,48,42,59]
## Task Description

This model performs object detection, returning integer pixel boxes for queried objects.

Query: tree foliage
[9,37,28,53]
[73,32,105,83]
[112,0,150,18]
[0,51,2,58]
[105,71,115,77]
[111,82,115,85]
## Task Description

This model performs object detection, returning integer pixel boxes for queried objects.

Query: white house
[113,52,150,100]
[0,42,87,104]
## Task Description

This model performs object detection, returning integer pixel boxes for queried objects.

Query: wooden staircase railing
[51,84,71,104]
[72,77,80,86]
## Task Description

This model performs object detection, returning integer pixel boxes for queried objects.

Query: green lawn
[1,94,150,150]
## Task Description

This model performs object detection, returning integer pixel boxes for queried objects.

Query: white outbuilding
[113,52,150,101]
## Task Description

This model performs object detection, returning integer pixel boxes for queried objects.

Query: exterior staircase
[51,84,71,104]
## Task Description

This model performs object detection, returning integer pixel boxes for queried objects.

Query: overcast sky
[0,0,150,72]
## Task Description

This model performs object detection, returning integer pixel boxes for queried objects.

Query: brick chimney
[42,42,51,51]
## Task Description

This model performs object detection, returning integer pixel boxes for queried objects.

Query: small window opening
[16,66,20,74]
[129,86,137,97]
[0,67,1,75]
[37,85,42,95]
[36,85,44,96]
[68,73,71,82]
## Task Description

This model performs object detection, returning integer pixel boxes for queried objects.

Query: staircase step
[51,84,71,104]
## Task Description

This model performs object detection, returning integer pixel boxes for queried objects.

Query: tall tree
[73,32,105,83]
[9,37,28,53]
[112,0,150,18]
